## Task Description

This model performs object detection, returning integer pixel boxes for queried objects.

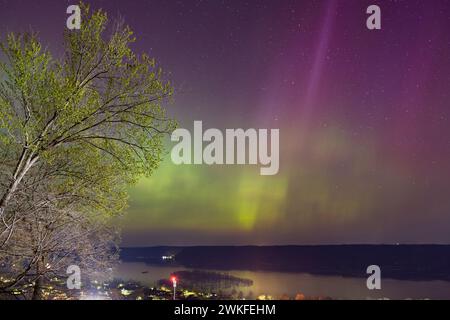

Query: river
[115,262,450,299]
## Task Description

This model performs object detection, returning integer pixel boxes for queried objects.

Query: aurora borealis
[1,0,450,246]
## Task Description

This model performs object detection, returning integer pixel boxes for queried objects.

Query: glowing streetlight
[171,276,177,300]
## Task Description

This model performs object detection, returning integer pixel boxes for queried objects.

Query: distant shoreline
[120,245,450,282]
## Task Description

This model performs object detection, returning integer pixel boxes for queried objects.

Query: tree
[0,2,175,244]
[0,157,119,299]
[0,2,175,299]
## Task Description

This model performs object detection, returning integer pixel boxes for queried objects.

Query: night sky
[1,0,450,245]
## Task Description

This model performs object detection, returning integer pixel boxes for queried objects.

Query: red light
[171,276,177,283]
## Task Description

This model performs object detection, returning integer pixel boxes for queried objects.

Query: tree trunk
[32,261,43,300]
[0,179,20,218]
[0,174,28,246]
[0,150,38,242]
[32,277,42,300]
[0,148,27,218]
